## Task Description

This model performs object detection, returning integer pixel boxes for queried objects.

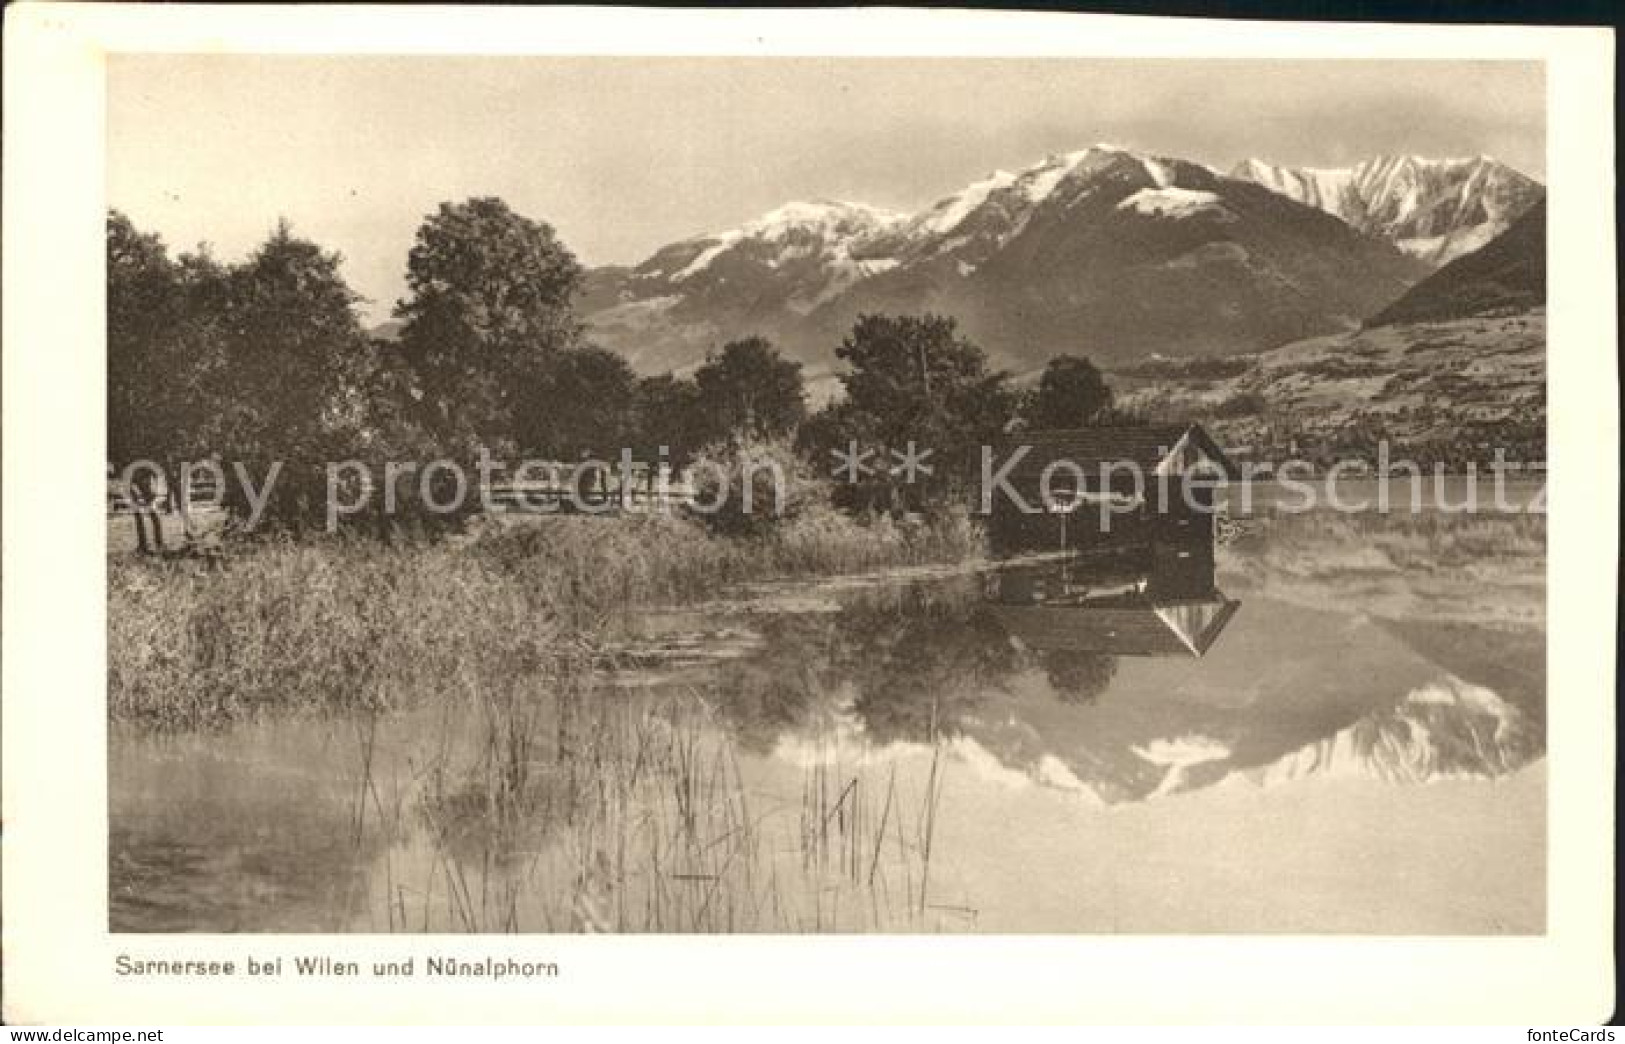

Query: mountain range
[578,145,1541,377]
[1230,154,1543,267]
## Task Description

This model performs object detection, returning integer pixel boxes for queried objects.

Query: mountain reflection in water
[624,540,1542,807]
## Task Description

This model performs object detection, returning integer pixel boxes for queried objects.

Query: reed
[367,687,957,933]
[108,538,565,730]
[110,509,984,730]
[468,506,985,614]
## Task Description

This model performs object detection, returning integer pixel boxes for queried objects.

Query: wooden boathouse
[985,423,1236,557]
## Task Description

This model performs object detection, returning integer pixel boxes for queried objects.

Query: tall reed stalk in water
[357,685,959,933]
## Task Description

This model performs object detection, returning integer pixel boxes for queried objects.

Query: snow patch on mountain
[746,199,907,239]
[1014,151,1092,206]
[911,169,1017,239]
[1395,225,1498,266]
[675,240,732,281]
[1118,186,1225,219]
[1139,155,1175,189]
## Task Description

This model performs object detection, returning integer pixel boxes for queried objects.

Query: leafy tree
[1024,354,1114,429]
[207,220,375,530]
[107,213,380,537]
[515,344,639,459]
[692,336,806,443]
[108,212,204,552]
[393,197,583,448]
[633,373,708,468]
[802,314,1018,512]
[108,211,184,469]
[107,215,236,473]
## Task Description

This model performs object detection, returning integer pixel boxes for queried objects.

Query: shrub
[684,436,831,538]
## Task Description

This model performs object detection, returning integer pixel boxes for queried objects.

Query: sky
[108,56,1544,325]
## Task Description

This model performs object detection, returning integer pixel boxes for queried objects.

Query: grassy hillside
[1113,309,1545,468]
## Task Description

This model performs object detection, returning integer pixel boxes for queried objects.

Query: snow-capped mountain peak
[908,145,1159,226]
[656,199,906,283]
[1230,153,1543,265]
[658,143,1196,285]
[1231,157,1356,213]
[881,143,1192,267]
[737,199,906,239]
[906,169,1018,240]
[578,140,1437,374]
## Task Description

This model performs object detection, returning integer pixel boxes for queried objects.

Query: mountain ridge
[582,143,1446,375]
[1229,154,1542,266]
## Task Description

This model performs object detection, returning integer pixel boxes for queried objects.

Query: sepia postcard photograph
[2,3,1615,1026]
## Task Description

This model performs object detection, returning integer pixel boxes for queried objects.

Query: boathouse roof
[991,424,1238,483]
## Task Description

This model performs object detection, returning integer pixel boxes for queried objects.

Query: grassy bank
[108,508,985,730]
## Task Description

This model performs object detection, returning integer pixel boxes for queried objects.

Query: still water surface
[111,500,1546,933]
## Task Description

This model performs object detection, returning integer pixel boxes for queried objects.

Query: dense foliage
[109,204,1181,542]
[799,314,1019,513]
[108,213,376,530]
[393,197,584,449]
[1023,354,1114,430]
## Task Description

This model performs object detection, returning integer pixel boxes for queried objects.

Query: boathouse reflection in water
[988,540,1241,659]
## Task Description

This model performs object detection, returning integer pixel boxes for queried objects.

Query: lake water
[110,496,1546,933]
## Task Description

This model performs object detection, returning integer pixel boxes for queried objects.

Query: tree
[106,213,381,538]
[633,373,708,469]
[515,344,639,459]
[1024,354,1114,429]
[393,197,583,448]
[108,211,182,469]
[107,214,236,469]
[802,314,1018,512]
[108,211,186,553]
[207,219,375,530]
[692,336,806,443]
[107,214,245,549]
